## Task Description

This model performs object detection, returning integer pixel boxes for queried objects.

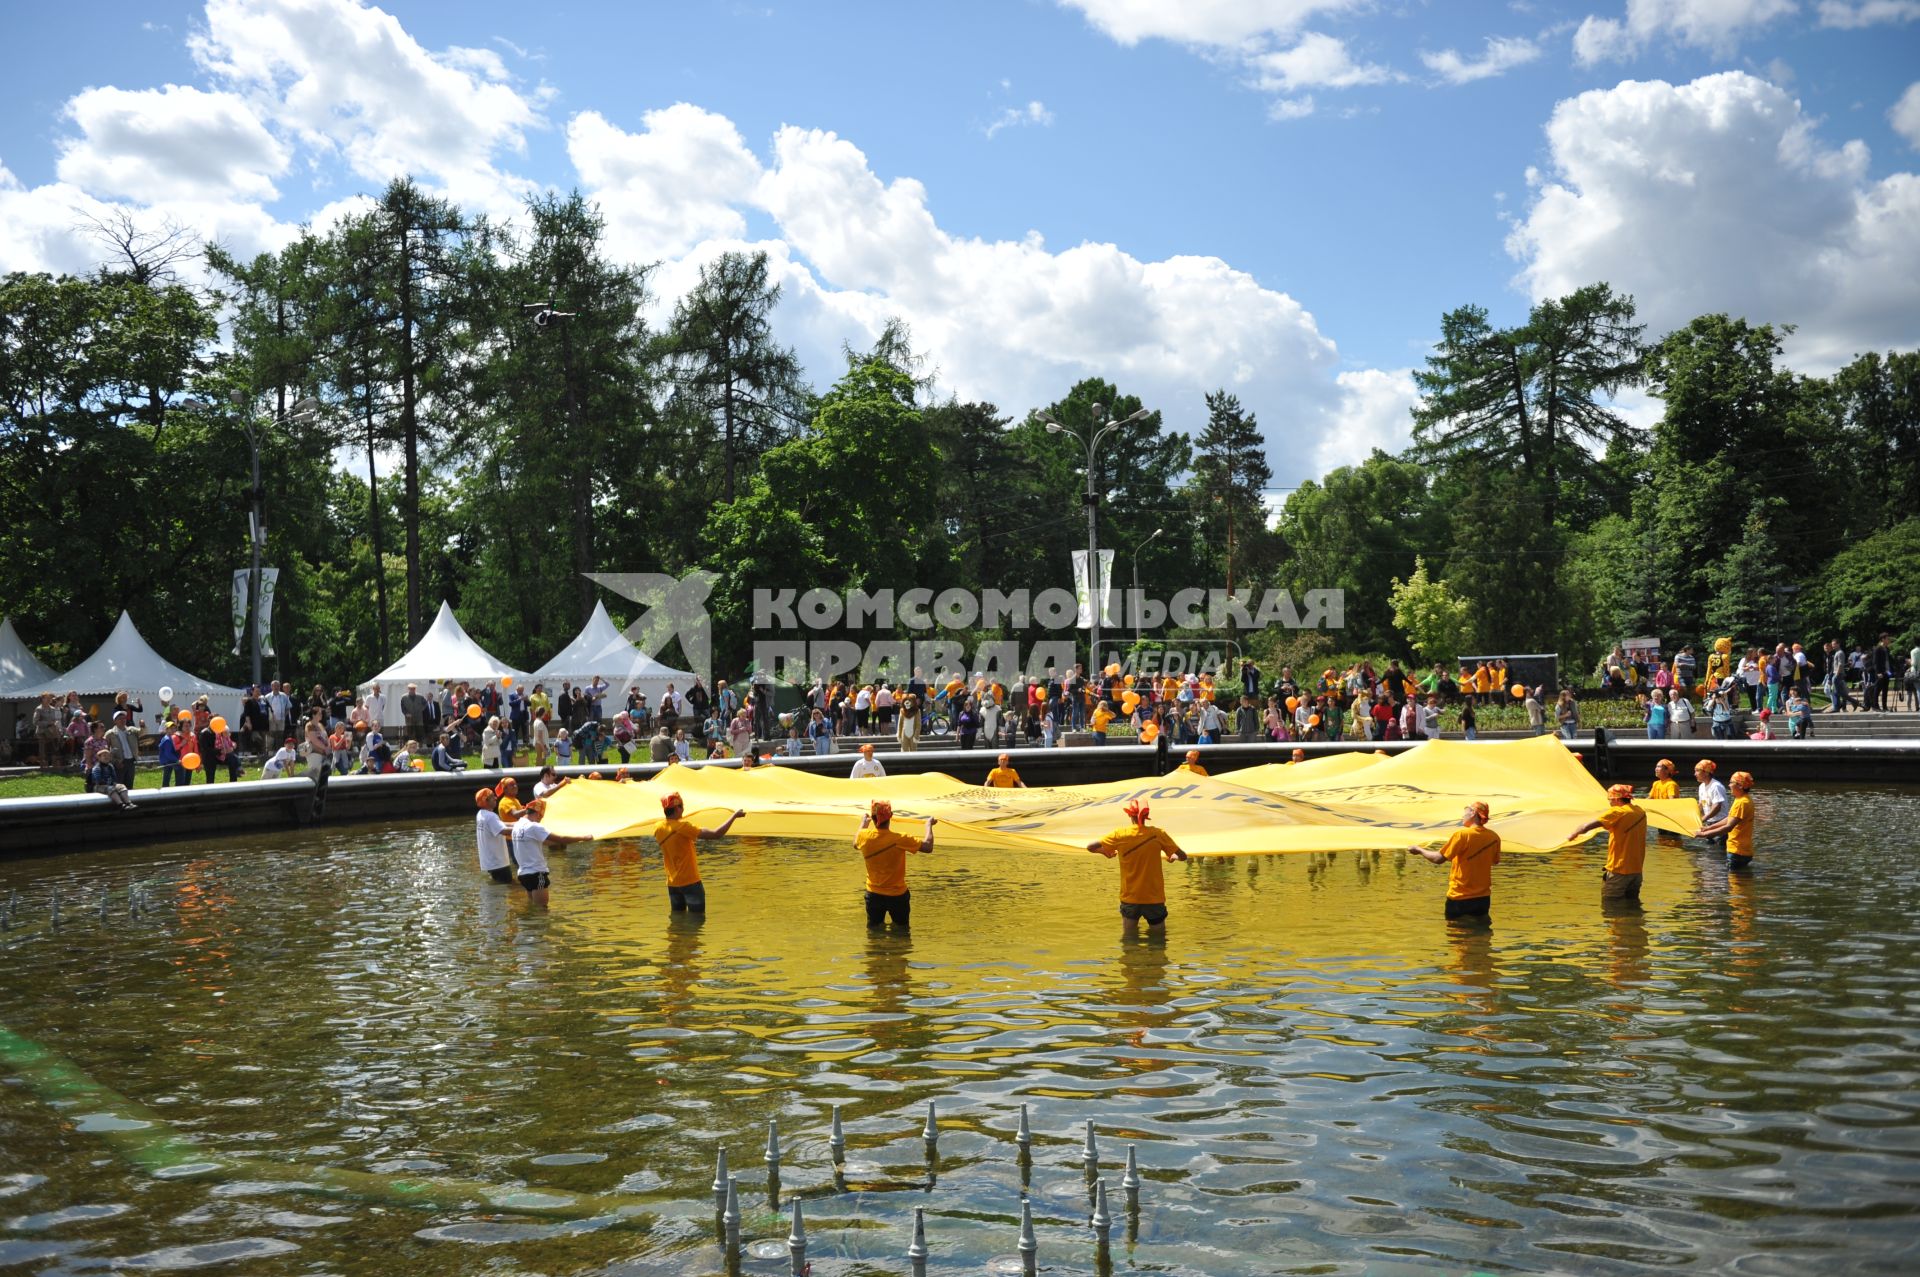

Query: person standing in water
[984,753,1025,788]
[474,787,513,883]
[1568,784,1648,903]
[854,799,935,930]
[1648,759,1678,800]
[1697,770,1758,871]
[1086,798,1188,933]
[651,791,746,913]
[1409,802,1501,923]
[509,798,582,907]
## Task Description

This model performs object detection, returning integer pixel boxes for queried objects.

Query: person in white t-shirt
[509,798,581,905]
[532,766,569,800]
[364,689,387,731]
[474,787,513,884]
[261,739,299,779]
[849,743,887,779]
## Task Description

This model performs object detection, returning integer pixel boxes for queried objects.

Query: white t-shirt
[475,808,510,872]
[1697,778,1730,825]
[511,820,552,876]
[262,746,297,779]
[532,780,558,800]
[849,756,887,779]
[365,692,387,725]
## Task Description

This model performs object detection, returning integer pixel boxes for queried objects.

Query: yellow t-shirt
[1176,762,1209,777]
[1648,779,1678,800]
[1726,795,1756,858]
[497,796,522,821]
[1097,825,1183,905]
[856,826,917,895]
[1440,825,1501,900]
[985,767,1022,788]
[1597,803,1648,875]
[653,817,701,887]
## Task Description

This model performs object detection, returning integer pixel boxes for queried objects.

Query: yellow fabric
[540,735,1701,858]
[984,767,1022,788]
[1175,762,1209,777]
[653,817,700,887]
[1441,826,1501,899]
[1648,779,1678,800]
[1727,795,1755,858]
[857,826,917,894]
[1098,825,1181,904]
[1597,804,1648,876]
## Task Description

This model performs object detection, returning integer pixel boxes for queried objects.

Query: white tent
[2,610,244,730]
[360,601,527,712]
[0,616,57,692]
[530,600,695,713]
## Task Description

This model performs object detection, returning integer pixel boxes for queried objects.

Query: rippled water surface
[3,784,1919,1275]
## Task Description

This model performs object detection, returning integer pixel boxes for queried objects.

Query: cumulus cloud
[1250,33,1394,92]
[1816,0,1920,24]
[1056,0,1365,48]
[1892,82,1920,148]
[1507,71,1920,370]
[188,0,544,215]
[1421,36,1541,85]
[57,84,287,203]
[566,104,761,262]
[1572,0,1797,63]
[1313,368,1419,474]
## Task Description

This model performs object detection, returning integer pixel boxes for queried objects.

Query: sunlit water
[2,785,1918,1275]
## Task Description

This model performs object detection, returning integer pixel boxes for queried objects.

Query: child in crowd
[88,747,135,810]
[262,738,299,779]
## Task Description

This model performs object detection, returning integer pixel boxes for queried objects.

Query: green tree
[1273,450,1436,655]
[1798,517,1920,647]
[1390,556,1474,666]
[1703,499,1794,643]
[1184,390,1276,595]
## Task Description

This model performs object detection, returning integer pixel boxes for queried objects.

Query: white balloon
[158,686,174,703]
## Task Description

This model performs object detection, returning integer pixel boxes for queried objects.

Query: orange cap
[870,800,893,820]
[1607,783,1634,801]
[1123,798,1149,821]
[661,791,682,811]
[1729,770,1754,790]
[1656,758,1674,771]
[474,788,495,808]
[1695,759,1717,773]
[1469,800,1490,820]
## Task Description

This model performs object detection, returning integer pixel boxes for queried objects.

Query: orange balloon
[1286,697,1299,712]
[1123,674,1134,687]
[1035,688,1048,702]
[1139,723,1159,743]
[177,709,193,723]
[209,716,228,734]
[466,703,483,719]
[1511,683,1527,699]
[1104,663,1122,677]
[1122,692,1140,711]
[1309,714,1321,727]
[501,676,514,688]
[181,752,202,770]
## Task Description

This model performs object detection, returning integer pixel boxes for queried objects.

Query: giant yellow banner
[539,736,1700,856]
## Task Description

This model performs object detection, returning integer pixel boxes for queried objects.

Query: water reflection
[0,787,1917,1276]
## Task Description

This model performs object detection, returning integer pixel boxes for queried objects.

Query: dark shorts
[1726,854,1753,872]
[669,881,706,912]
[1444,894,1491,920]
[864,890,910,928]
[1120,902,1168,924]
[517,871,550,894]
[488,866,514,884]
[1601,871,1643,900]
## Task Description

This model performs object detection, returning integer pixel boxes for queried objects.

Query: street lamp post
[227,390,320,688]
[1131,527,1164,651]
[1040,402,1150,687]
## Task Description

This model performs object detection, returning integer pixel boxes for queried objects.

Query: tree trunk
[398,222,423,643]
[365,390,391,665]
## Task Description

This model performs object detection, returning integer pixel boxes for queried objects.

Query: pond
[2,784,1918,1275]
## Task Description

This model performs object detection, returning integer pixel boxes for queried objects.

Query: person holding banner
[855,800,935,930]
[985,753,1025,788]
[651,792,746,913]
[1409,802,1501,923]
[1567,784,1648,903]
[1086,798,1188,933]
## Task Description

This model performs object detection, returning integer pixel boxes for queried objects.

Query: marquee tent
[360,601,527,711]
[530,600,695,710]
[1,611,244,729]
[0,616,57,693]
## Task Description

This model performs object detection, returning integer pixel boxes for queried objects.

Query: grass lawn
[0,768,275,800]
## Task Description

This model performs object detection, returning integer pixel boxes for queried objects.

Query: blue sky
[2,0,1917,482]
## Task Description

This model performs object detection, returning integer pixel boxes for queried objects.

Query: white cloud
[1572,0,1797,63]
[1250,32,1394,92]
[1268,96,1318,121]
[57,84,288,203]
[1508,71,1920,371]
[188,0,543,215]
[1057,0,1365,48]
[1421,36,1541,85]
[985,100,1055,139]
[1892,82,1920,148]
[1313,368,1419,474]
[566,104,762,262]
[1816,0,1920,25]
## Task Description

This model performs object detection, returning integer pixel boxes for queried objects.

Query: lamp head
[1045,422,1064,435]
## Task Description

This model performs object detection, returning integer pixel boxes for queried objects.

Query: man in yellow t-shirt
[651,791,746,913]
[855,800,935,929]
[1086,798,1188,931]
[1409,801,1501,922]
[1698,770,1758,872]
[1175,749,1208,777]
[984,753,1025,788]
[494,777,524,823]
[1648,759,1678,800]
[1568,783,1649,901]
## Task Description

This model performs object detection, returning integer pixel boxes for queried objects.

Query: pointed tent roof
[0,616,58,693]
[363,601,527,691]
[3,611,242,702]
[532,600,694,686]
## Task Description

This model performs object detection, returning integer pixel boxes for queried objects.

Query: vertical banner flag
[1072,550,1117,629]
[231,568,282,657]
